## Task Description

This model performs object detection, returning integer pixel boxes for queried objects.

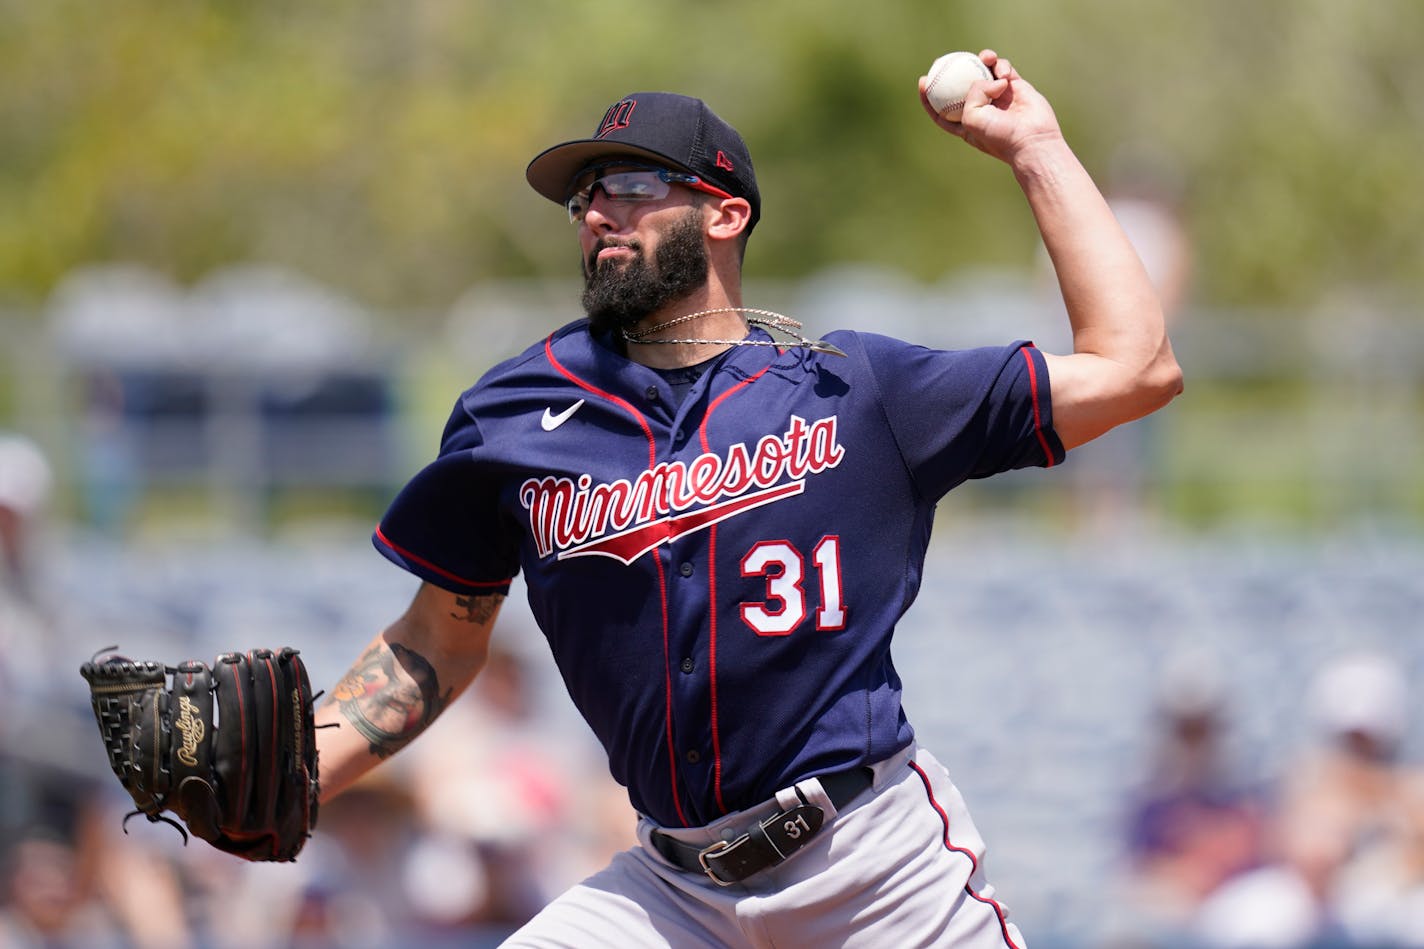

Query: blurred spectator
[1296,652,1424,946]
[398,641,637,938]
[0,829,122,949]
[1110,654,1266,945]
[0,433,56,725]
[1194,651,1424,948]
[82,792,196,949]
[77,370,141,538]
[1104,142,1194,323]
[0,433,53,605]
[0,769,192,949]
[233,774,423,949]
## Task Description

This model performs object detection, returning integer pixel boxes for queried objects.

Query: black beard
[581,210,710,334]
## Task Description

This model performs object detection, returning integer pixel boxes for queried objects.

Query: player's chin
[586,256,623,278]
[582,279,647,332]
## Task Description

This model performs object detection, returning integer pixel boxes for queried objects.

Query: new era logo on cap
[526,92,760,232]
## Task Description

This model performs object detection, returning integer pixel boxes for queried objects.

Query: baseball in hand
[923,51,992,121]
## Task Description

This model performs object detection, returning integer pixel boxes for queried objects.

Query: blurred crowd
[1110,650,1424,949]
[6,427,1424,949]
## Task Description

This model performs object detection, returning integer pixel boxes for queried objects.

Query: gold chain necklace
[622,307,846,357]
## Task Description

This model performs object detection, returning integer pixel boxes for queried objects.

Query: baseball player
[310,49,1183,946]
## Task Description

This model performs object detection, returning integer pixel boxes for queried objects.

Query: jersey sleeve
[371,395,521,596]
[853,332,1065,501]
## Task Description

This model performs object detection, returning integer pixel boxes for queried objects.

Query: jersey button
[685,749,701,764]
[679,561,694,577]
[680,657,694,674]
[645,385,659,401]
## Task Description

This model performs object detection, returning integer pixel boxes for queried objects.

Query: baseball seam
[926,74,968,117]
[926,55,988,118]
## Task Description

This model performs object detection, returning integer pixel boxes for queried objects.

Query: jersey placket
[661,358,779,823]
[658,368,723,824]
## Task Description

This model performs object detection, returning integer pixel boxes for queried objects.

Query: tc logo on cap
[597,99,636,139]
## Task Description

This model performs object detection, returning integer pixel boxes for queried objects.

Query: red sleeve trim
[1019,346,1055,469]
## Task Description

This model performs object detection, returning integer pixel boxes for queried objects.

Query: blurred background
[2,1,1422,947]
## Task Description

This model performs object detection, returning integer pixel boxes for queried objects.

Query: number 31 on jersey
[739,536,846,636]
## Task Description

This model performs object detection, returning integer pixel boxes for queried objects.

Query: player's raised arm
[314,581,504,802]
[919,49,1184,450]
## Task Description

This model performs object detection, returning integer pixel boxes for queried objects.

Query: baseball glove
[79,647,320,862]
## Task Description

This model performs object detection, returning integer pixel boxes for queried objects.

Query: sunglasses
[565,165,733,223]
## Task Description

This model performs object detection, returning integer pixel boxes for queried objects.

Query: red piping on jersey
[544,333,688,826]
[374,526,511,589]
[699,362,774,816]
[909,760,1024,949]
[651,551,684,822]
[1019,346,1055,468]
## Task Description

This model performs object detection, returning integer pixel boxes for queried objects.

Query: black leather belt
[649,767,874,886]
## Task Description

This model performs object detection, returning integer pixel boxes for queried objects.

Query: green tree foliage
[2,0,1421,311]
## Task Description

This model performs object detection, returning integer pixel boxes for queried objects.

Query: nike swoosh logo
[541,399,585,432]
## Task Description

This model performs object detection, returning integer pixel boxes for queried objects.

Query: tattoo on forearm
[328,642,453,759]
[450,593,503,625]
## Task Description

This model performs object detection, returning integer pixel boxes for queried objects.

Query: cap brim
[525,140,696,204]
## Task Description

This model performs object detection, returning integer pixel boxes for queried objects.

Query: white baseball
[924,51,992,121]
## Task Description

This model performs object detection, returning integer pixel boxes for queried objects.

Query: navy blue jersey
[374,321,1064,827]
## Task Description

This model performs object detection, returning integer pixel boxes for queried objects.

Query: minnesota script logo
[520,415,844,565]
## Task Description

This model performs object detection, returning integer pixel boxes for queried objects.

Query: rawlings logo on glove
[80,647,320,862]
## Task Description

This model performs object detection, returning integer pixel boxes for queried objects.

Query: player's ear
[705,196,752,243]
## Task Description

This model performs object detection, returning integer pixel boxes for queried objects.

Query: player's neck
[623,290,747,370]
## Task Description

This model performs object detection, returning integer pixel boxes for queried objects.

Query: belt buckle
[696,837,742,887]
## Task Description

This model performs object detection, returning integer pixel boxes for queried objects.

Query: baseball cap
[526,92,760,232]
[1309,652,1408,748]
[0,434,53,518]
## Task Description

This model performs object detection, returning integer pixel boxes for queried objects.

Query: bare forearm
[315,587,504,802]
[1015,138,1166,363]
[1016,140,1183,445]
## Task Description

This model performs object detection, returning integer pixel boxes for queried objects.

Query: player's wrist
[1008,134,1080,192]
